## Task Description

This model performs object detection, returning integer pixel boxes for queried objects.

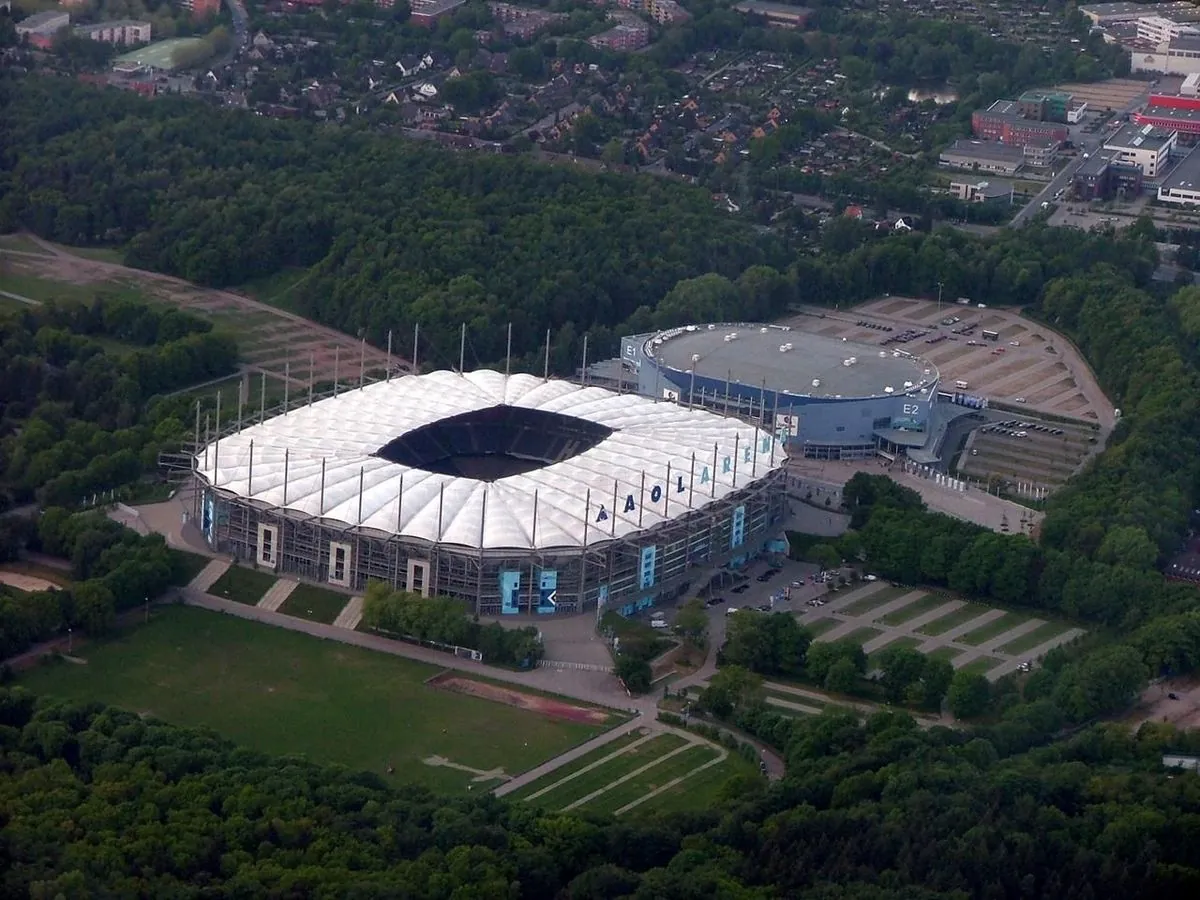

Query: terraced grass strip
[997,621,1075,656]
[582,745,720,816]
[839,586,908,615]
[866,635,921,671]
[925,645,964,664]
[529,734,687,809]
[878,593,944,626]
[916,603,993,637]
[803,617,840,637]
[278,584,353,625]
[838,626,883,647]
[957,612,1029,647]
[638,754,759,816]
[959,656,1003,677]
[559,737,697,811]
[507,731,647,801]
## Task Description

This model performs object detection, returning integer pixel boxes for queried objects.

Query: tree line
[0,509,188,661]
[360,580,544,667]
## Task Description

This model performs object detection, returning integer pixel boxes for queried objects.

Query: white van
[954,380,969,389]
[650,619,669,630]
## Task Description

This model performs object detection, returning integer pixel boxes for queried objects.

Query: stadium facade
[192,370,787,616]
[619,324,943,460]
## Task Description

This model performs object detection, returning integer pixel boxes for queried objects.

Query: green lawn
[236,267,311,309]
[0,271,96,304]
[526,734,687,810]
[926,645,963,664]
[878,593,947,626]
[19,606,608,793]
[957,611,1031,647]
[802,616,840,637]
[580,744,720,816]
[998,621,1076,656]
[207,565,278,605]
[838,585,908,616]
[958,656,1004,677]
[916,603,994,637]
[0,233,53,255]
[836,626,883,647]
[765,690,824,714]
[507,730,649,801]
[170,550,213,587]
[278,583,351,624]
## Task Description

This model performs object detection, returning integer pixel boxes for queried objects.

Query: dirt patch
[0,571,63,592]
[428,672,611,724]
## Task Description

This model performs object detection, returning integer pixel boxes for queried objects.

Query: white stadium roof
[195,370,781,551]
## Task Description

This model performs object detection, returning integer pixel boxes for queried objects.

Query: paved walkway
[189,559,229,593]
[333,596,364,630]
[496,722,654,798]
[257,578,297,612]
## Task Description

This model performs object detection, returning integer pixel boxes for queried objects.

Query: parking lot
[959,414,1100,492]
[791,297,1113,428]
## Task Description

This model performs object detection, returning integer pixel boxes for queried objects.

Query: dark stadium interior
[374,405,614,479]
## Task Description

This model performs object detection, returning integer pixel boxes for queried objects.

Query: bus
[982,330,999,341]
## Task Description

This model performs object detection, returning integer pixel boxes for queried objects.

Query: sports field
[116,37,210,72]
[19,606,611,793]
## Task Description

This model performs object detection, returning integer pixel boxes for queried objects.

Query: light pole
[937,281,944,315]
[67,628,72,654]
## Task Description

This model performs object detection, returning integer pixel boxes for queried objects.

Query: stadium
[618,323,943,460]
[192,370,787,616]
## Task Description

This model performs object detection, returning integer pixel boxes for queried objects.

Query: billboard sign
[730,505,746,549]
[499,570,521,615]
[639,545,657,589]
[537,569,558,615]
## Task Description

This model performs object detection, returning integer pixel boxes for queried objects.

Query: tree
[877,646,927,704]
[615,655,651,694]
[699,665,763,718]
[825,657,861,694]
[947,670,991,719]
[920,657,955,710]
[71,580,114,635]
[674,599,708,649]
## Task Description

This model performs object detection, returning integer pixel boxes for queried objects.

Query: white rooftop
[195,370,780,551]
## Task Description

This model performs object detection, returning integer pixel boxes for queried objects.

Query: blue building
[620,324,943,460]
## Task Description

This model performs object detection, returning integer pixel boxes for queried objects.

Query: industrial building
[972,100,1071,146]
[409,0,467,26]
[938,139,1026,175]
[1134,94,1200,137]
[1080,3,1200,26]
[731,1,813,28]
[1158,145,1200,203]
[949,179,1015,205]
[1131,34,1200,74]
[16,10,69,49]
[193,370,785,616]
[1102,122,1178,176]
[619,324,944,461]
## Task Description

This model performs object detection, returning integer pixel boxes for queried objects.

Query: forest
[0,297,237,510]
[0,75,1162,372]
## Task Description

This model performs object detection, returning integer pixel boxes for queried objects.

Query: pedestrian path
[333,595,364,630]
[257,578,298,612]
[493,717,649,797]
[189,559,229,593]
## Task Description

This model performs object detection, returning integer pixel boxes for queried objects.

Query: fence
[536,659,613,673]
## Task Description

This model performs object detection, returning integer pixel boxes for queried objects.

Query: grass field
[207,566,278,605]
[279,583,351,624]
[957,611,1030,647]
[524,734,688,810]
[0,233,53,255]
[116,37,211,72]
[998,621,1075,656]
[878,593,949,626]
[916,603,993,637]
[19,606,608,793]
